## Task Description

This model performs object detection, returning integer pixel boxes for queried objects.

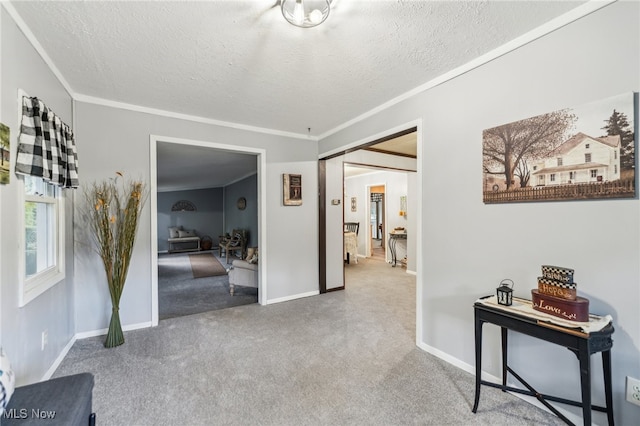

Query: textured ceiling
[9,0,587,138]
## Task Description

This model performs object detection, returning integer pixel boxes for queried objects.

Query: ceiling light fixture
[281,0,330,28]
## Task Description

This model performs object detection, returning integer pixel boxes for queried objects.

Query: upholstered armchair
[219,229,247,263]
[229,247,258,295]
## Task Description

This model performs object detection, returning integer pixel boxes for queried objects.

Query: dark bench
[4,373,95,425]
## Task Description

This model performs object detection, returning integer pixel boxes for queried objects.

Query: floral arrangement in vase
[84,172,146,347]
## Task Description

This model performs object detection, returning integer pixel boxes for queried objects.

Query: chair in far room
[219,229,247,263]
[344,222,359,264]
[344,222,359,235]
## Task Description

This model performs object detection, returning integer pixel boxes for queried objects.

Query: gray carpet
[158,251,257,320]
[54,257,563,425]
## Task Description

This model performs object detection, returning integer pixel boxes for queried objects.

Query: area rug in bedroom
[189,252,227,278]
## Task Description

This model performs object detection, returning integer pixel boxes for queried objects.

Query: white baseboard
[416,341,587,425]
[41,335,77,381]
[75,321,153,340]
[418,341,480,377]
[406,269,416,276]
[267,290,319,304]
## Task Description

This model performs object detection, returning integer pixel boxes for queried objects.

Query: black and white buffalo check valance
[15,96,79,188]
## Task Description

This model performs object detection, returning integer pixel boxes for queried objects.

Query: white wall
[73,102,320,332]
[0,9,76,385]
[320,2,639,424]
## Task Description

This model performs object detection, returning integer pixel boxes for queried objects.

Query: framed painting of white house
[483,93,635,204]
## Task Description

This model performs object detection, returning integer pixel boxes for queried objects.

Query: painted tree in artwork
[601,109,634,172]
[483,110,576,189]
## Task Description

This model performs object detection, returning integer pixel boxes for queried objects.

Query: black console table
[388,231,406,267]
[473,297,614,426]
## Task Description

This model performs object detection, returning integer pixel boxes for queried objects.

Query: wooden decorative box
[531,290,589,322]
[537,277,577,300]
[541,265,574,284]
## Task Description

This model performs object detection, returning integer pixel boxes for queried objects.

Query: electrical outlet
[626,376,640,406]
[41,329,48,351]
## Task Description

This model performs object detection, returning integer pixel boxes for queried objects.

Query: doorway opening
[369,185,385,261]
[319,122,422,343]
[150,136,268,326]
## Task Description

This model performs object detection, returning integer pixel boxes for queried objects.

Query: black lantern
[496,279,514,306]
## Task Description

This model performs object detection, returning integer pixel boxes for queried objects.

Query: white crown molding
[156,170,257,193]
[157,183,223,193]
[224,170,259,188]
[317,0,617,141]
[74,93,314,141]
[1,1,75,98]
[2,1,313,141]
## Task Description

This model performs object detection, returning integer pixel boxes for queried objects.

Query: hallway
[370,238,386,262]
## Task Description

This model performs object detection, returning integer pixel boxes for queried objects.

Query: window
[585,143,590,149]
[569,171,576,180]
[585,153,592,163]
[614,151,617,160]
[615,164,618,174]
[557,158,563,166]
[550,174,556,182]
[20,175,65,306]
[591,169,597,178]
[533,165,537,171]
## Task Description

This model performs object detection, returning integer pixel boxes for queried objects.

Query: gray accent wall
[320,2,639,424]
[223,173,258,248]
[0,9,76,385]
[157,187,224,252]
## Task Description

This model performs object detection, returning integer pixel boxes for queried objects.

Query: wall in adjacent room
[157,187,224,252]
[0,9,76,385]
[320,2,639,424]
[223,173,258,248]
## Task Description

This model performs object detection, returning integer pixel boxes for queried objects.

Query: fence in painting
[483,178,635,203]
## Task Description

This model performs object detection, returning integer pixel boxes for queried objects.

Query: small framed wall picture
[283,173,302,206]
[351,197,357,212]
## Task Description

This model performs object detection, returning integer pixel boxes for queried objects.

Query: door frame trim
[149,135,268,326]
[317,119,423,346]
